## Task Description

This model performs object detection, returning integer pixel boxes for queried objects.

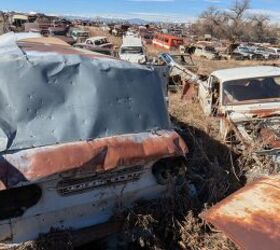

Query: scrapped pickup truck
[0,33,188,247]
[198,66,280,165]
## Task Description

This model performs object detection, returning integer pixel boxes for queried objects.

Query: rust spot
[259,128,280,148]
[202,175,280,250]
[17,40,111,60]
[181,81,196,100]
[249,109,280,118]
[0,130,188,189]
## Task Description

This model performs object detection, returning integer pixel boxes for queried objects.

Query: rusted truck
[197,66,280,168]
[0,33,188,247]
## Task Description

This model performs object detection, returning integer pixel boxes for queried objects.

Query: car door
[198,76,214,116]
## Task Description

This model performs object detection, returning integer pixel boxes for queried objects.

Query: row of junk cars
[0,27,279,249]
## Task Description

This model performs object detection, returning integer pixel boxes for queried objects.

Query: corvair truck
[0,33,188,247]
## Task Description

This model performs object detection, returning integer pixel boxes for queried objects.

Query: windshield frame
[222,76,280,106]
[170,54,194,66]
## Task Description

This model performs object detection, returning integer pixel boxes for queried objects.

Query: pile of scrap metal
[0,32,189,247]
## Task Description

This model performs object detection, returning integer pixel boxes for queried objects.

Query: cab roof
[211,66,280,82]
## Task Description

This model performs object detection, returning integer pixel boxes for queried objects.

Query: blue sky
[1,0,280,22]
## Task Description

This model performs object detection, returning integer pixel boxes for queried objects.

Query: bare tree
[192,0,278,43]
[249,14,270,42]
[225,0,251,41]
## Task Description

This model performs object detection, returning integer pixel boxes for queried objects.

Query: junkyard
[0,0,280,249]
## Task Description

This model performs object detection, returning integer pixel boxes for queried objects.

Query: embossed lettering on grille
[57,165,144,196]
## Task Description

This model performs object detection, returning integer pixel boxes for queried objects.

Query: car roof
[122,36,143,47]
[211,66,280,82]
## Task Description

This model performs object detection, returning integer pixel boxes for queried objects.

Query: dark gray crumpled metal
[0,42,170,151]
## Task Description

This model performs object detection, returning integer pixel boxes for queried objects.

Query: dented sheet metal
[202,175,280,250]
[0,130,187,189]
[0,34,170,151]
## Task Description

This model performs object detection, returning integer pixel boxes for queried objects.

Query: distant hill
[62,14,155,25]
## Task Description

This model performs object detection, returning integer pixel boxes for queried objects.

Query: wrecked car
[194,45,221,60]
[158,53,198,86]
[73,36,115,56]
[197,66,280,166]
[69,28,89,43]
[83,36,113,49]
[234,46,265,60]
[0,33,188,247]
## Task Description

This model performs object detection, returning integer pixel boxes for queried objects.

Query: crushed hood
[0,33,170,152]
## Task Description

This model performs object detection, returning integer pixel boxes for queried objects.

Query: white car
[84,36,113,49]
[119,35,147,64]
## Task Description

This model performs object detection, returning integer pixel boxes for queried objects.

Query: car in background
[83,36,113,49]
[268,47,280,57]
[234,46,265,60]
[194,45,221,60]
[158,53,198,88]
[119,35,147,64]
[249,46,279,60]
[69,28,89,43]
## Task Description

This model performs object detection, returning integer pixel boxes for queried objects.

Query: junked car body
[234,46,265,60]
[0,33,188,247]
[194,45,221,60]
[73,36,114,56]
[69,28,89,43]
[197,66,280,166]
[249,46,279,60]
[119,35,147,64]
[84,36,113,49]
[158,53,198,85]
[268,47,280,57]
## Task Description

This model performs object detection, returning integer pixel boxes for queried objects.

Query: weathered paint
[249,109,280,118]
[202,175,280,250]
[0,130,188,189]
[259,128,280,149]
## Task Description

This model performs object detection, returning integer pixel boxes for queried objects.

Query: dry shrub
[116,93,242,250]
